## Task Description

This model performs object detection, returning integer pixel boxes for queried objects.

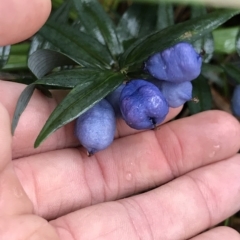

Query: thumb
[0,103,33,216]
[0,0,51,46]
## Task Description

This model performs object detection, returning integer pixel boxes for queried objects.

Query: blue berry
[120,79,169,130]
[75,99,116,155]
[231,85,240,117]
[105,84,125,117]
[144,42,202,83]
[159,81,193,108]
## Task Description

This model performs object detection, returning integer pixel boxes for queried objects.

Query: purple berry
[120,79,169,130]
[144,42,202,83]
[75,99,116,155]
[231,85,240,117]
[105,84,125,117]
[159,81,193,108]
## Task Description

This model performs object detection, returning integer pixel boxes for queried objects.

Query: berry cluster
[75,42,202,155]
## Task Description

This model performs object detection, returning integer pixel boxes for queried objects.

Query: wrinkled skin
[105,84,125,117]
[231,85,240,117]
[144,42,202,83]
[1,2,240,240]
[120,79,169,129]
[75,99,116,155]
[159,81,193,108]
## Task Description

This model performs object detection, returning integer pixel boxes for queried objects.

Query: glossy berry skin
[120,79,169,130]
[231,85,240,117]
[105,84,125,117]
[159,81,193,108]
[144,42,202,83]
[75,99,116,155]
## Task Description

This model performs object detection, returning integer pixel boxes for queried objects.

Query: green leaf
[156,3,174,30]
[236,28,240,56]
[117,3,157,45]
[11,84,36,134]
[34,71,125,147]
[222,63,240,85]
[132,0,240,9]
[39,21,114,68]
[73,0,123,56]
[0,45,11,69]
[201,63,224,87]
[191,6,214,63]
[51,0,72,22]
[28,49,77,79]
[12,49,75,134]
[120,9,240,69]
[213,27,238,54]
[187,75,212,114]
[29,1,72,55]
[34,68,105,88]
[0,72,34,85]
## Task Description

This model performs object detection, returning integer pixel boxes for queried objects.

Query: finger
[0,0,51,45]
[14,110,240,219]
[0,215,58,240]
[50,155,240,240]
[0,81,181,159]
[0,103,32,216]
[190,227,240,240]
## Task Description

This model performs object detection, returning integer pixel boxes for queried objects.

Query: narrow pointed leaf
[51,1,72,22]
[73,0,123,56]
[12,49,75,134]
[117,3,157,44]
[29,1,72,55]
[236,28,240,56]
[39,21,113,68]
[34,68,105,88]
[11,84,36,134]
[156,3,174,30]
[120,10,240,69]
[34,71,125,147]
[191,6,214,63]
[187,75,212,114]
[0,45,11,69]
[222,63,240,85]
[28,49,77,79]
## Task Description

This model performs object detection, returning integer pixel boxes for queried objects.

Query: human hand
[1,1,240,239]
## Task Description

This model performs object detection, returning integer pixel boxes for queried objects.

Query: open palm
[0,1,240,239]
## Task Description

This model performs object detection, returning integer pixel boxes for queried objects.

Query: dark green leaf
[11,84,36,134]
[29,1,72,55]
[187,75,212,114]
[51,1,72,22]
[236,27,240,56]
[73,0,123,56]
[34,68,105,88]
[156,3,174,30]
[0,45,11,69]
[28,49,77,79]
[191,6,214,63]
[0,72,34,84]
[12,49,74,134]
[34,71,125,147]
[201,63,224,86]
[29,35,58,56]
[39,21,114,68]
[120,9,240,69]
[117,3,157,45]
[222,63,240,85]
